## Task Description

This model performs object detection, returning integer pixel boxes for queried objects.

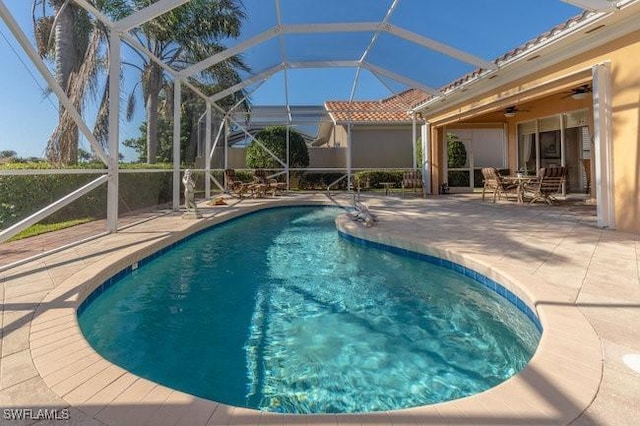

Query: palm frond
[126,87,138,121]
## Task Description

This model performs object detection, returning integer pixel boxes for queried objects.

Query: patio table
[379,182,395,196]
[502,175,539,203]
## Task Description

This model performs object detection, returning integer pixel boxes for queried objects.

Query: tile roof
[437,11,592,96]
[325,89,430,123]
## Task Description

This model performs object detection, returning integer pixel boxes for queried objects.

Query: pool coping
[19,196,603,425]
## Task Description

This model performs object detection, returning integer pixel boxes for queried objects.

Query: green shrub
[298,172,347,190]
[447,133,467,168]
[0,163,176,230]
[246,126,309,169]
[353,170,409,189]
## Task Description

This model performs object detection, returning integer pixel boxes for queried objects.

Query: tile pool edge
[25,197,603,425]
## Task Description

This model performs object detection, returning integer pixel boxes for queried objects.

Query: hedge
[353,170,412,189]
[0,162,176,230]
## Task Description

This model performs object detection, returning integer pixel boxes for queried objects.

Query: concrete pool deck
[0,193,638,425]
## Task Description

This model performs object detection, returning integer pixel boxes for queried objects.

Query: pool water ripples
[79,207,540,414]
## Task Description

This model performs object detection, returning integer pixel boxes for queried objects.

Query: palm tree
[121,0,249,163]
[33,0,248,165]
[33,0,104,165]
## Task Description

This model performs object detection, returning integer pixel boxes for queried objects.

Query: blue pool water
[78,206,541,414]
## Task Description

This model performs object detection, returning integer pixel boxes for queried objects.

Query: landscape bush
[0,162,174,230]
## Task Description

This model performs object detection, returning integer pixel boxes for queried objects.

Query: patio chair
[401,170,423,196]
[253,169,286,196]
[249,169,271,198]
[224,168,250,198]
[481,167,518,203]
[523,167,567,204]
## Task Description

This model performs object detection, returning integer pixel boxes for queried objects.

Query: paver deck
[1,193,638,425]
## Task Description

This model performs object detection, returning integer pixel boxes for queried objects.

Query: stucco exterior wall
[308,147,347,168]
[425,31,640,232]
[351,127,414,168]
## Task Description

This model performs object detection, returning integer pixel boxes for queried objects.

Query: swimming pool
[78,206,541,414]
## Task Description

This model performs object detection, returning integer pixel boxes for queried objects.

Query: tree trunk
[51,0,78,165]
[146,64,162,164]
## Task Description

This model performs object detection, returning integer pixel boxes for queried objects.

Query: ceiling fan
[503,106,527,117]
[562,84,592,100]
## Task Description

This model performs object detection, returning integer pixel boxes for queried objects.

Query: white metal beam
[274,0,292,122]
[73,0,115,29]
[281,22,380,34]
[0,175,108,243]
[173,80,182,210]
[106,30,121,233]
[386,24,497,70]
[363,62,440,95]
[208,60,439,102]
[114,0,190,33]
[350,0,400,102]
[209,64,285,102]
[286,60,361,68]
[120,32,179,77]
[208,100,287,168]
[205,103,212,199]
[0,1,109,165]
[180,27,280,78]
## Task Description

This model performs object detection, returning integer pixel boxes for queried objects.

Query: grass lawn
[8,218,93,241]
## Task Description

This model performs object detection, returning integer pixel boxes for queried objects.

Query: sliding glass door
[516,109,590,194]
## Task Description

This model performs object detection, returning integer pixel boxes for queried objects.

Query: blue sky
[0,0,581,162]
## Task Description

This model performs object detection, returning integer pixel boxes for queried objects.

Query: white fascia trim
[562,0,618,11]
[386,24,496,70]
[114,0,190,33]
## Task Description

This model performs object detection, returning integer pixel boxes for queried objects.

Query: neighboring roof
[325,89,430,124]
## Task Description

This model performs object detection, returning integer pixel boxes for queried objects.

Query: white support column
[560,113,567,195]
[224,118,229,170]
[347,123,353,191]
[107,30,121,232]
[422,123,431,195]
[173,80,182,210]
[205,103,212,199]
[286,125,291,189]
[412,114,417,170]
[592,62,615,229]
